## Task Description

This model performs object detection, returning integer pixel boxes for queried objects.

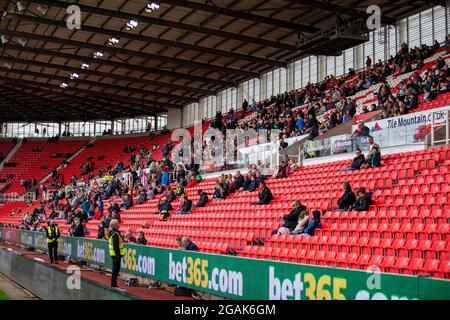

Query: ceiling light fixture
[70,72,79,79]
[4,62,12,70]
[60,82,68,88]
[125,19,138,31]
[16,1,28,13]
[145,2,160,13]
[107,37,119,45]
[93,51,103,58]
[1,35,9,44]
[17,37,28,47]
[81,62,90,69]
[36,5,48,16]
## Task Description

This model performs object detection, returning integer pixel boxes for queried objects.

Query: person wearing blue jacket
[301,210,322,236]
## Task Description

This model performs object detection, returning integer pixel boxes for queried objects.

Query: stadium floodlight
[1,34,9,44]
[70,72,79,79]
[36,5,48,16]
[4,62,12,70]
[81,62,90,69]
[16,1,28,12]
[0,9,7,20]
[60,82,68,88]
[125,19,138,30]
[107,37,119,45]
[17,37,28,47]
[145,2,160,13]
[93,51,103,58]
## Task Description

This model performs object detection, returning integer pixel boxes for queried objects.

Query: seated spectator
[351,187,373,211]
[176,195,193,214]
[108,202,120,214]
[275,161,288,179]
[360,136,381,169]
[299,210,322,236]
[176,236,184,249]
[342,148,365,172]
[272,201,306,235]
[136,188,148,205]
[193,190,208,208]
[137,231,147,245]
[166,186,177,204]
[181,237,199,251]
[291,210,310,235]
[229,171,245,193]
[70,218,84,237]
[175,181,185,197]
[120,194,133,210]
[213,182,226,200]
[337,182,356,210]
[124,231,137,244]
[252,181,274,205]
[352,120,370,138]
[287,159,299,174]
[157,197,173,221]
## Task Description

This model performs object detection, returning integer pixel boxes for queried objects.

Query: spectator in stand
[213,182,226,200]
[252,181,274,205]
[297,210,322,236]
[342,148,366,172]
[176,195,193,214]
[182,237,199,251]
[352,120,370,138]
[279,138,288,150]
[71,218,84,237]
[351,187,373,211]
[291,210,310,235]
[176,236,184,249]
[275,161,288,179]
[157,197,173,221]
[229,171,245,193]
[137,232,147,245]
[136,188,147,205]
[272,200,306,235]
[175,181,184,197]
[120,194,133,210]
[366,56,372,70]
[360,136,381,169]
[195,189,209,208]
[337,182,356,211]
[124,231,137,244]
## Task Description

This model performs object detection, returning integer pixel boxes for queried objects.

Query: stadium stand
[0,0,450,301]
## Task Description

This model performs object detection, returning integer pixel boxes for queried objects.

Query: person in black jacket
[157,197,173,221]
[351,187,373,211]
[120,194,133,210]
[342,149,366,172]
[71,218,85,237]
[176,195,193,214]
[182,237,199,251]
[137,232,147,245]
[166,187,176,204]
[337,182,356,210]
[272,201,306,235]
[195,190,209,207]
[136,189,147,205]
[252,182,274,205]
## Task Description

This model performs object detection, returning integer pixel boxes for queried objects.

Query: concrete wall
[0,247,134,300]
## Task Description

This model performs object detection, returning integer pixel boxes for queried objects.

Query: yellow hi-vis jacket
[109,229,125,257]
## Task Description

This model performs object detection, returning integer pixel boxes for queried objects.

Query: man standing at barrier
[46,220,60,264]
[109,219,124,288]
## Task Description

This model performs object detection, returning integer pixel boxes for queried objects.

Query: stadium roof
[0,0,439,122]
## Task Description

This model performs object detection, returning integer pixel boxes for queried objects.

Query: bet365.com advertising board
[2,228,449,300]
